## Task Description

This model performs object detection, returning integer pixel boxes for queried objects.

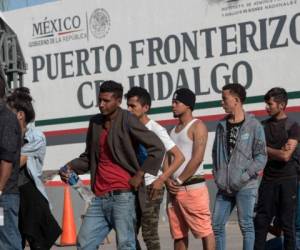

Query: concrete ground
[24,179,260,249]
[99,221,243,250]
[29,221,243,250]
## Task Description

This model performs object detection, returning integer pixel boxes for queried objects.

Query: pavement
[25,220,244,249]
[99,221,244,250]
[24,180,254,249]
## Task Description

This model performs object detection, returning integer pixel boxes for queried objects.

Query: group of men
[59,81,214,250]
[212,85,300,250]
[1,78,299,250]
[60,80,300,250]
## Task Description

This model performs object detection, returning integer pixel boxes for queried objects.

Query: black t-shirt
[226,119,244,159]
[263,117,300,180]
[0,103,21,194]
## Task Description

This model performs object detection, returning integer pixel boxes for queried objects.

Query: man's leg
[254,180,277,250]
[279,178,297,250]
[236,187,257,250]
[135,194,142,250]
[141,187,164,250]
[77,197,111,250]
[212,191,235,250]
[202,233,216,250]
[167,193,189,250]
[178,186,215,250]
[112,192,137,250]
[0,194,22,250]
[174,237,188,250]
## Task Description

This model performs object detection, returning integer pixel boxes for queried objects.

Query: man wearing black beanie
[172,88,196,111]
[166,88,215,250]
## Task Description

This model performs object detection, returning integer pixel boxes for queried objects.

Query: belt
[182,177,205,186]
[97,189,135,197]
[178,182,206,191]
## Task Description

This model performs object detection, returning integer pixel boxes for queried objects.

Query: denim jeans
[212,187,257,250]
[77,192,136,250]
[0,193,22,250]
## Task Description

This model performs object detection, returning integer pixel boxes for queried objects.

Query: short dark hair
[7,87,35,124]
[125,87,151,108]
[222,83,246,103]
[264,87,288,106]
[99,80,123,99]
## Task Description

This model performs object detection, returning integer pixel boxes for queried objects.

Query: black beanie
[172,88,196,110]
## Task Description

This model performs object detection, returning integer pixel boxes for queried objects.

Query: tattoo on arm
[195,136,207,146]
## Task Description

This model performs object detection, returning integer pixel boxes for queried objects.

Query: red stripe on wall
[43,106,300,137]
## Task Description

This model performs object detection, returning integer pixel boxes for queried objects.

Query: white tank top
[170,119,205,179]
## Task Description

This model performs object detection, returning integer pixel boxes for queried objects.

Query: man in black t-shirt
[254,87,300,250]
[0,81,22,250]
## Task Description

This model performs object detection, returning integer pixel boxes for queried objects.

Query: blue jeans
[0,193,22,250]
[212,188,257,250]
[77,192,136,250]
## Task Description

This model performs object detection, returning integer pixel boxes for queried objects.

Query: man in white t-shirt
[125,87,184,250]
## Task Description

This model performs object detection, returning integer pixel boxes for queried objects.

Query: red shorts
[167,184,213,239]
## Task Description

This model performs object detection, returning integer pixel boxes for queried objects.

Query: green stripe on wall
[36,114,92,126]
[35,91,300,127]
[204,164,213,170]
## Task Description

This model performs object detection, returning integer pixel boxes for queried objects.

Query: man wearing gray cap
[166,88,215,250]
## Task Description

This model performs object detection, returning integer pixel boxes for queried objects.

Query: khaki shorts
[167,184,213,239]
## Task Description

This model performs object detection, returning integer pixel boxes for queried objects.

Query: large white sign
[3,0,300,170]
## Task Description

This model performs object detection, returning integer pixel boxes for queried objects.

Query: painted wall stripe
[36,91,300,127]
[43,106,300,137]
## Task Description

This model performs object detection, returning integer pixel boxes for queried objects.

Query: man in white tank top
[125,87,185,250]
[166,88,215,250]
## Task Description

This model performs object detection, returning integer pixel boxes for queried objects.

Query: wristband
[175,177,183,185]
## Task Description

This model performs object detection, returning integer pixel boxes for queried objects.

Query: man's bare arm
[163,156,181,195]
[0,160,13,191]
[177,121,208,183]
[159,146,184,182]
[150,146,184,197]
[267,138,298,162]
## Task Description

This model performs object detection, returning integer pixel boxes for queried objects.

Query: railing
[0,17,26,91]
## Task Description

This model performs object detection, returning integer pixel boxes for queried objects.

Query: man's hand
[149,176,165,200]
[165,178,180,195]
[282,142,296,151]
[59,164,72,183]
[129,170,144,190]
